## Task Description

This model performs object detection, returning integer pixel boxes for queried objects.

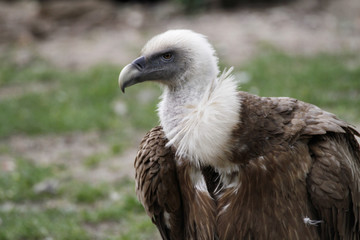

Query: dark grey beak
[118,56,146,93]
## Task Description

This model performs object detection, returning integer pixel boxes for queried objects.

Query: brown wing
[284,97,360,239]
[134,126,183,240]
[307,128,360,240]
[237,92,360,239]
[293,101,360,239]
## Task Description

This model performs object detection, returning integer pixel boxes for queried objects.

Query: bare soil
[2,0,360,69]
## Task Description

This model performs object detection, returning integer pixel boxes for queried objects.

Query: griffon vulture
[118,29,360,240]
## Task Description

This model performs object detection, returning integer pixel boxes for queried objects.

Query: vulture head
[119,30,240,169]
[119,29,219,92]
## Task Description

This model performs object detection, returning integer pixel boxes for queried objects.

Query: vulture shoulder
[237,92,360,239]
[134,126,183,240]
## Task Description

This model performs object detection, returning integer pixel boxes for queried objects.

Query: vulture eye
[161,53,173,61]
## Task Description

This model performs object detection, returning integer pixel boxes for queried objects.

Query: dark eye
[161,53,173,61]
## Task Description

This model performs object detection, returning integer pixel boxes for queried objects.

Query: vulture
[118,29,360,240]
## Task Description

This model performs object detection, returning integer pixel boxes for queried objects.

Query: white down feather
[161,68,241,170]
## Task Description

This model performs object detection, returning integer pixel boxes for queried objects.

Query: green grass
[81,195,144,223]
[0,159,155,239]
[0,57,61,87]
[0,49,359,239]
[0,158,56,203]
[0,208,89,240]
[238,49,360,122]
[0,50,359,139]
[69,183,109,204]
[0,62,160,138]
[0,200,155,240]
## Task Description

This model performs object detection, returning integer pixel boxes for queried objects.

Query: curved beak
[118,56,146,93]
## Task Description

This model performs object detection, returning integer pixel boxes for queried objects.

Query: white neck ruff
[158,68,241,171]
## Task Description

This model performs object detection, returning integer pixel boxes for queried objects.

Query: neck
[157,68,241,171]
[158,76,209,135]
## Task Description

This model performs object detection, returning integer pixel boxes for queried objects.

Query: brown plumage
[118,30,360,239]
[134,92,360,240]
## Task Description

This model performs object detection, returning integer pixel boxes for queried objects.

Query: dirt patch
[0,81,58,100]
[36,1,360,69]
[4,132,108,165]
[0,131,144,183]
[2,0,359,69]
[71,147,140,183]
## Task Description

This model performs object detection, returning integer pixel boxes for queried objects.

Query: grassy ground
[237,48,360,123]
[0,49,359,239]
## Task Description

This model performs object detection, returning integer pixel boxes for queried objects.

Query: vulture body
[118,30,360,240]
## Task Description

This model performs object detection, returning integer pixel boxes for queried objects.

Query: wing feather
[307,128,360,239]
[255,94,360,239]
[135,126,183,240]
[285,98,360,239]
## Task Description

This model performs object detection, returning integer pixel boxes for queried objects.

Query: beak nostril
[135,63,142,69]
[132,56,146,71]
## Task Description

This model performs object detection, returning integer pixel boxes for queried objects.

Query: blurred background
[0,0,359,239]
